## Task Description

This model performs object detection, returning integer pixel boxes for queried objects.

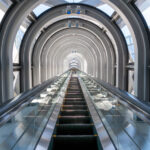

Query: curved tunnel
[0,0,150,104]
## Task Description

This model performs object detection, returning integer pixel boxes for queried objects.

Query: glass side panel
[0,71,70,150]
[79,72,150,150]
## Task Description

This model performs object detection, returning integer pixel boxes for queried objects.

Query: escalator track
[49,77,101,150]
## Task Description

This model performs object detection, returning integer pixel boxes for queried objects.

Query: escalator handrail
[0,70,70,118]
[80,71,150,117]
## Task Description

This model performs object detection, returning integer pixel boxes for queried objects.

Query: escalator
[49,77,101,150]
[1,70,149,150]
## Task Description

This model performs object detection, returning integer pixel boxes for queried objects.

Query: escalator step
[63,101,86,105]
[64,98,84,101]
[65,95,84,98]
[66,93,83,96]
[68,86,80,88]
[55,124,94,135]
[66,92,82,94]
[67,88,81,90]
[66,91,82,94]
[49,77,101,150]
[62,105,88,110]
[58,116,92,124]
[51,135,98,150]
[60,110,89,116]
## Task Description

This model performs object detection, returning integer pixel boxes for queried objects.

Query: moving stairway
[49,77,101,150]
[1,70,149,150]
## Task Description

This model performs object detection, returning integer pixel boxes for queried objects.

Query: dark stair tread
[62,105,88,110]
[66,92,82,94]
[55,124,94,135]
[64,98,85,101]
[60,110,89,116]
[49,77,100,150]
[64,100,85,102]
[63,101,86,105]
[59,116,91,118]
[65,96,84,98]
[58,116,92,124]
[62,105,87,107]
[68,88,80,89]
[53,135,97,138]
[51,135,98,150]
[61,109,88,112]
[66,93,83,95]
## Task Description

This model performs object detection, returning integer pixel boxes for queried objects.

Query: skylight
[121,25,130,37]
[33,4,51,16]
[121,25,135,61]
[97,4,114,16]
[0,9,4,22]
[142,6,150,27]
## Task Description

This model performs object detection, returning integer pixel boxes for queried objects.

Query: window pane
[142,7,150,27]
[0,9,4,22]
[97,4,114,16]
[33,4,51,16]
[13,28,24,63]
[13,71,20,96]
[121,26,135,62]
[13,19,31,63]
[135,0,150,28]
[128,70,135,96]
[0,0,12,22]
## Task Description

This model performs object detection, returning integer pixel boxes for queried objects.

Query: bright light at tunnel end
[65,0,83,3]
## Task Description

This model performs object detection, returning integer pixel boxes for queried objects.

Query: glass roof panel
[142,7,150,28]
[13,28,24,63]
[0,0,12,22]
[97,4,114,16]
[121,25,130,37]
[33,4,51,16]
[0,9,4,22]
[135,0,150,28]
[121,25,135,61]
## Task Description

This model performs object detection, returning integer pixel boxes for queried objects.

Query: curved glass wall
[121,25,134,62]
[13,28,24,64]
[79,71,150,150]
[135,0,150,28]
[13,19,31,96]
[33,4,51,17]
[142,7,150,28]
[0,71,70,150]
[97,4,114,16]
[0,0,12,22]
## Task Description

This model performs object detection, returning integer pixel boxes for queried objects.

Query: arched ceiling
[0,0,149,103]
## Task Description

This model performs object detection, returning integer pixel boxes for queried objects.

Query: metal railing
[79,70,150,122]
[0,70,70,119]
